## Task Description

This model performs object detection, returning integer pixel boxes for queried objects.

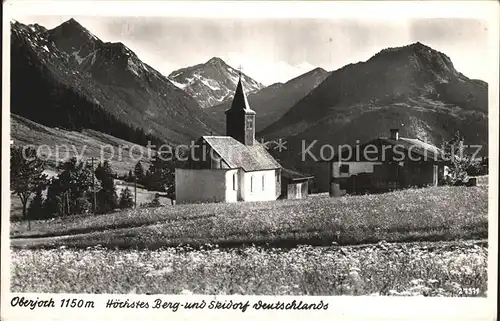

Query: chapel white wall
[176,168,231,204]
[241,169,277,202]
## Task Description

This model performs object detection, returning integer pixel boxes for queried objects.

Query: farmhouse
[175,74,282,204]
[328,129,450,197]
[280,168,314,200]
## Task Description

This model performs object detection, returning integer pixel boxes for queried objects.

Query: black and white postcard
[2,1,498,320]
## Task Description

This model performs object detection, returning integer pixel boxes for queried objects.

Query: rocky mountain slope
[261,42,487,148]
[11,114,153,174]
[11,19,222,146]
[259,42,488,191]
[168,57,265,108]
[208,67,330,132]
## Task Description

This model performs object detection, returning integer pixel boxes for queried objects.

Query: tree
[144,153,175,193]
[127,170,134,182]
[95,160,115,180]
[27,183,45,220]
[119,187,134,209]
[10,146,48,221]
[134,161,145,184]
[43,177,64,217]
[54,157,100,215]
[95,160,118,214]
[442,131,474,186]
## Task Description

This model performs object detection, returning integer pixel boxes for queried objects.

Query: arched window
[250,175,254,192]
[232,172,237,190]
[262,175,265,191]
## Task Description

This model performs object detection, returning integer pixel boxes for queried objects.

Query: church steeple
[225,73,256,146]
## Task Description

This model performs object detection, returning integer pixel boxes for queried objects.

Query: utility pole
[90,157,97,214]
[67,190,70,215]
[134,175,137,208]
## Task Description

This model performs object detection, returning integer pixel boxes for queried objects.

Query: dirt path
[10,233,91,248]
[10,233,488,251]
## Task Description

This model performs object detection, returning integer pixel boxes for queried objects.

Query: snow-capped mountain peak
[168,57,265,108]
[11,19,222,145]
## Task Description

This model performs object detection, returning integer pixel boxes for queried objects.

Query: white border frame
[2,1,498,320]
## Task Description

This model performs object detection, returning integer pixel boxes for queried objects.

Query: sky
[12,15,490,86]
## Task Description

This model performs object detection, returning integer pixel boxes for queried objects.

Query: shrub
[466,158,488,176]
[73,197,92,214]
[442,132,477,186]
[118,187,134,209]
[149,193,161,207]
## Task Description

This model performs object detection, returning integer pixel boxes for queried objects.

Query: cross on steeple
[238,64,243,77]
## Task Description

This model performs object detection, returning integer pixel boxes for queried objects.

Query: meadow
[11,185,488,249]
[10,184,489,296]
[10,240,487,296]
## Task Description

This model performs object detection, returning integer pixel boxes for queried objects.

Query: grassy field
[10,240,487,296]
[11,185,488,249]
[114,179,173,206]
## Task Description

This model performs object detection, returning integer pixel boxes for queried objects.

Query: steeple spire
[229,76,254,113]
[225,69,256,146]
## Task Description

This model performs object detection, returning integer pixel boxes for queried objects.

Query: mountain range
[11,19,222,146]
[261,42,487,145]
[168,57,264,108]
[10,19,488,191]
[259,42,488,191]
[208,67,330,132]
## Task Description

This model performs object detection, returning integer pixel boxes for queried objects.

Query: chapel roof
[201,136,281,172]
[330,136,449,163]
[281,168,314,181]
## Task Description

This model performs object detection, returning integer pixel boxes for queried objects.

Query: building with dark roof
[327,129,451,197]
[280,168,314,200]
[175,74,282,204]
